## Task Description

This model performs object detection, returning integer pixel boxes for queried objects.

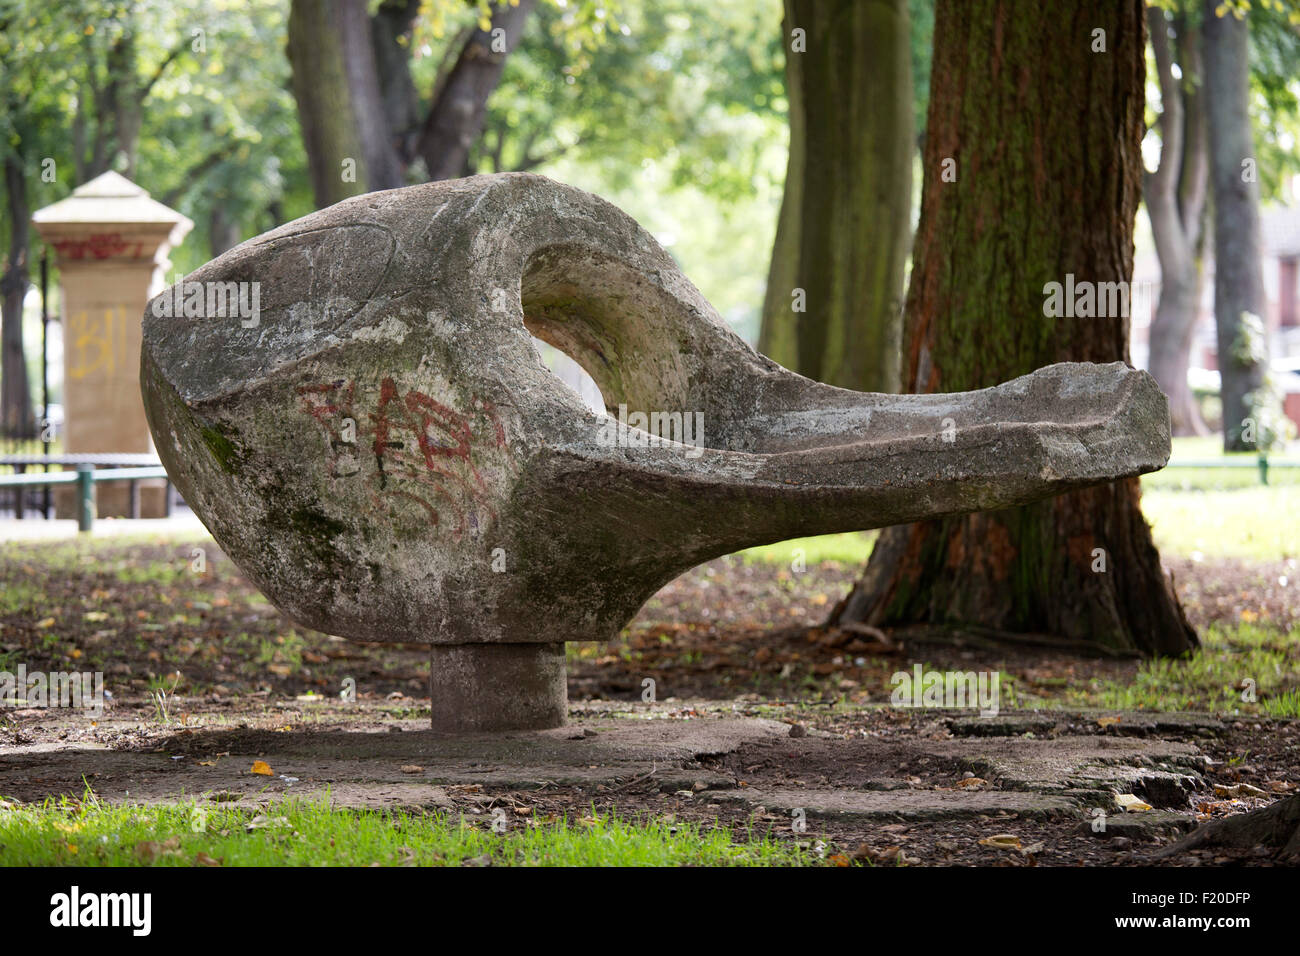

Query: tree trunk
[1,153,33,438]
[106,28,142,178]
[417,0,537,182]
[829,0,1196,657]
[288,0,404,208]
[759,0,912,393]
[1159,793,1300,861]
[210,203,241,258]
[1148,267,1209,435]
[1203,1,1269,451]
[758,0,804,371]
[370,0,424,166]
[1144,4,1209,436]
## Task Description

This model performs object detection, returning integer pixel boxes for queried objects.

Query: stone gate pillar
[33,171,193,518]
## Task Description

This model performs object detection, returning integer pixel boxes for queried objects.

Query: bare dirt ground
[2,537,1298,865]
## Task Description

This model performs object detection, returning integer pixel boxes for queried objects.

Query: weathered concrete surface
[940,735,1207,800]
[702,732,1208,822]
[0,717,791,805]
[140,173,1173,729]
[712,788,1082,822]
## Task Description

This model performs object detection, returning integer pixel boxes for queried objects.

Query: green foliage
[1,0,311,273]
[473,0,786,203]
[1246,0,1300,201]
[1144,0,1300,202]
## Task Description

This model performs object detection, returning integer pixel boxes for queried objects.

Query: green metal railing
[0,464,169,531]
[1164,453,1299,485]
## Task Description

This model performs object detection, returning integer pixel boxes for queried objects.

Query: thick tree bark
[829,0,1196,657]
[758,0,804,370]
[1,153,33,438]
[1203,2,1269,451]
[417,0,537,182]
[1144,4,1209,436]
[288,0,404,208]
[759,0,912,393]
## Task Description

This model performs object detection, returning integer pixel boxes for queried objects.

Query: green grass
[0,794,817,867]
[995,623,1300,717]
[739,531,877,567]
[1141,486,1297,560]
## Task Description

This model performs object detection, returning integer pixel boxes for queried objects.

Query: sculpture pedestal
[428,643,567,732]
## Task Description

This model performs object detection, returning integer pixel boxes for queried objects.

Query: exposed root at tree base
[1157,794,1300,861]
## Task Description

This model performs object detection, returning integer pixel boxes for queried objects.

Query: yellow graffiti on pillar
[68,307,127,380]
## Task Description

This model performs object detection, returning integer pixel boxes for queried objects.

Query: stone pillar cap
[33,171,193,252]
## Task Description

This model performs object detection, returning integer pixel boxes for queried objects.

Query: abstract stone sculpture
[141,173,1171,731]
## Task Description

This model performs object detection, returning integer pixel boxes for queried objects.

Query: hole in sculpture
[520,243,695,420]
[530,335,606,415]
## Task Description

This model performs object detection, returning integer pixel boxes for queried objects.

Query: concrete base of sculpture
[140,173,1174,733]
[428,643,567,732]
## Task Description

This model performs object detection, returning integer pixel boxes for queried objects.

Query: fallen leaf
[135,837,181,862]
[194,852,223,867]
[957,777,987,788]
[250,760,273,776]
[1214,783,1267,799]
[399,765,424,774]
[1097,716,1122,728]
[1115,794,1152,812]
[852,844,915,865]
[978,834,1022,850]
[244,815,289,831]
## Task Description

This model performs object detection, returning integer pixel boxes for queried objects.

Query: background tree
[1204,0,1270,451]
[417,0,537,180]
[287,0,544,204]
[287,0,404,207]
[759,0,914,393]
[1141,0,1300,445]
[1143,1,1210,436]
[472,0,785,191]
[828,0,1197,657]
